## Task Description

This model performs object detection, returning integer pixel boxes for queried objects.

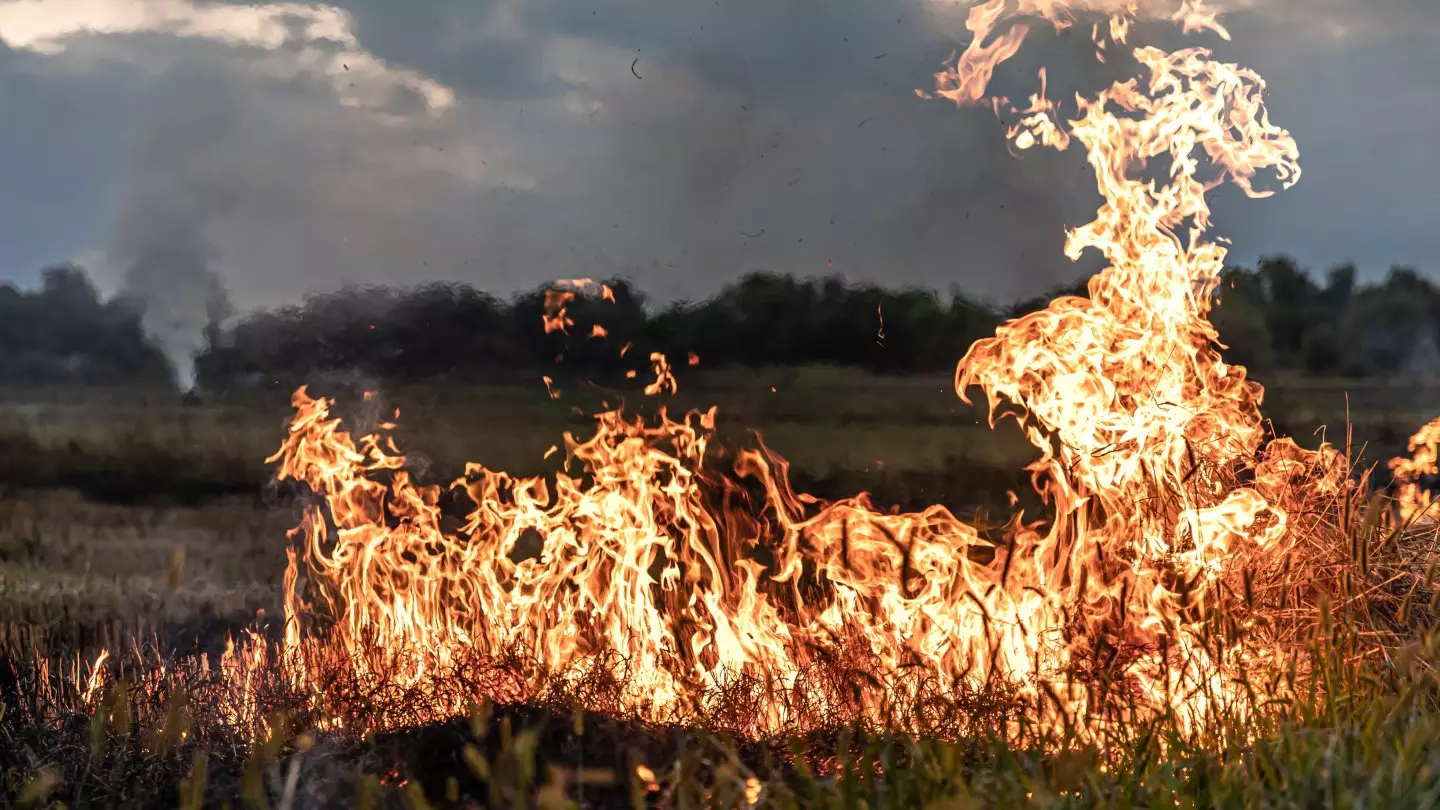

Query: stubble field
[3,368,1440,808]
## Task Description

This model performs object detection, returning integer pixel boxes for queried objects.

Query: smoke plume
[106,67,237,392]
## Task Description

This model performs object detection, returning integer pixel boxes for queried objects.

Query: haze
[0,0,1435,312]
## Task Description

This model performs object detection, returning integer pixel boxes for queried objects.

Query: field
[4,367,1440,808]
[2,368,1037,661]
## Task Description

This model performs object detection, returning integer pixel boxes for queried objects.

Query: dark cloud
[0,0,1435,317]
[335,0,564,101]
[329,0,1118,301]
[528,0,942,105]
[1199,8,1440,275]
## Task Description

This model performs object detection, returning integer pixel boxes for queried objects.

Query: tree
[1349,267,1440,374]
[1211,268,1275,372]
[1257,255,1321,367]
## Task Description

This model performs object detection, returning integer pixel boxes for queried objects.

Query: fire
[223,0,1366,738]
[541,278,614,335]
[643,352,677,397]
[541,290,574,334]
[1390,416,1440,524]
[80,648,110,704]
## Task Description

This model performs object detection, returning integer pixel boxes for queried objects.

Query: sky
[0,0,1436,313]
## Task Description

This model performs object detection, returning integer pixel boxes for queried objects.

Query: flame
[220,0,1365,739]
[81,648,109,704]
[745,776,762,805]
[542,278,614,335]
[644,352,678,397]
[1390,416,1440,524]
[542,290,575,335]
[218,628,271,732]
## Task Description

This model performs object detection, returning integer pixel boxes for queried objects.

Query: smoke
[78,0,1268,349]
[0,0,1426,334]
[115,222,231,392]
[483,0,1129,304]
[1404,333,1440,380]
[106,66,238,392]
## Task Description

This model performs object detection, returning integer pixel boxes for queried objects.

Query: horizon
[1,250,1424,315]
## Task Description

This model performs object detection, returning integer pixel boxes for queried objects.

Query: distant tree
[171,254,1440,388]
[0,264,169,386]
[1256,255,1322,367]
[1350,267,1440,374]
[1006,275,1091,319]
[1211,267,1275,372]
[1319,263,1356,315]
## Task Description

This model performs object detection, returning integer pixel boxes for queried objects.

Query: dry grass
[0,491,290,662]
[0,373,1036,682]
[6,510,1440,808]
[4,373,1440,807]
[0,372,1036,514]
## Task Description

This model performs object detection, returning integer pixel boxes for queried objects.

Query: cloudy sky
[0,0,1435,311]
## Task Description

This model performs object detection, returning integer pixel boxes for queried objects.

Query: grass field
[3,367,1439,807]
[3,367,1036,658]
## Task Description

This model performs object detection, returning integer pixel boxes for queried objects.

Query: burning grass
[7,570,1440,809]
[5,394,1439,807]
[169,0,1376,747]
[10,0,1440,806]
[2,409,1439,803]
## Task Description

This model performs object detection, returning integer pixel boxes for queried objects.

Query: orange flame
[542,278,615,335]
[542,290,575,335]
[222,0,1364,739]
[1390,416,1440,524]
[644,353,678,397]
[81,648,109,704]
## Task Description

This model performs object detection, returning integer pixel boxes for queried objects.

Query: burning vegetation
[221,0,1362,739]
[8,1,1440,807]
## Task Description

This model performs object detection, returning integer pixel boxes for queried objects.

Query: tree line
[0,256,1436,391]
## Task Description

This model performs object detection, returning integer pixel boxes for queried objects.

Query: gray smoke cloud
[105,65,238,391]
[1,0,1436,324]
[114,221,230,392]
[297,0,1121,304]
[60,0,1121,319]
